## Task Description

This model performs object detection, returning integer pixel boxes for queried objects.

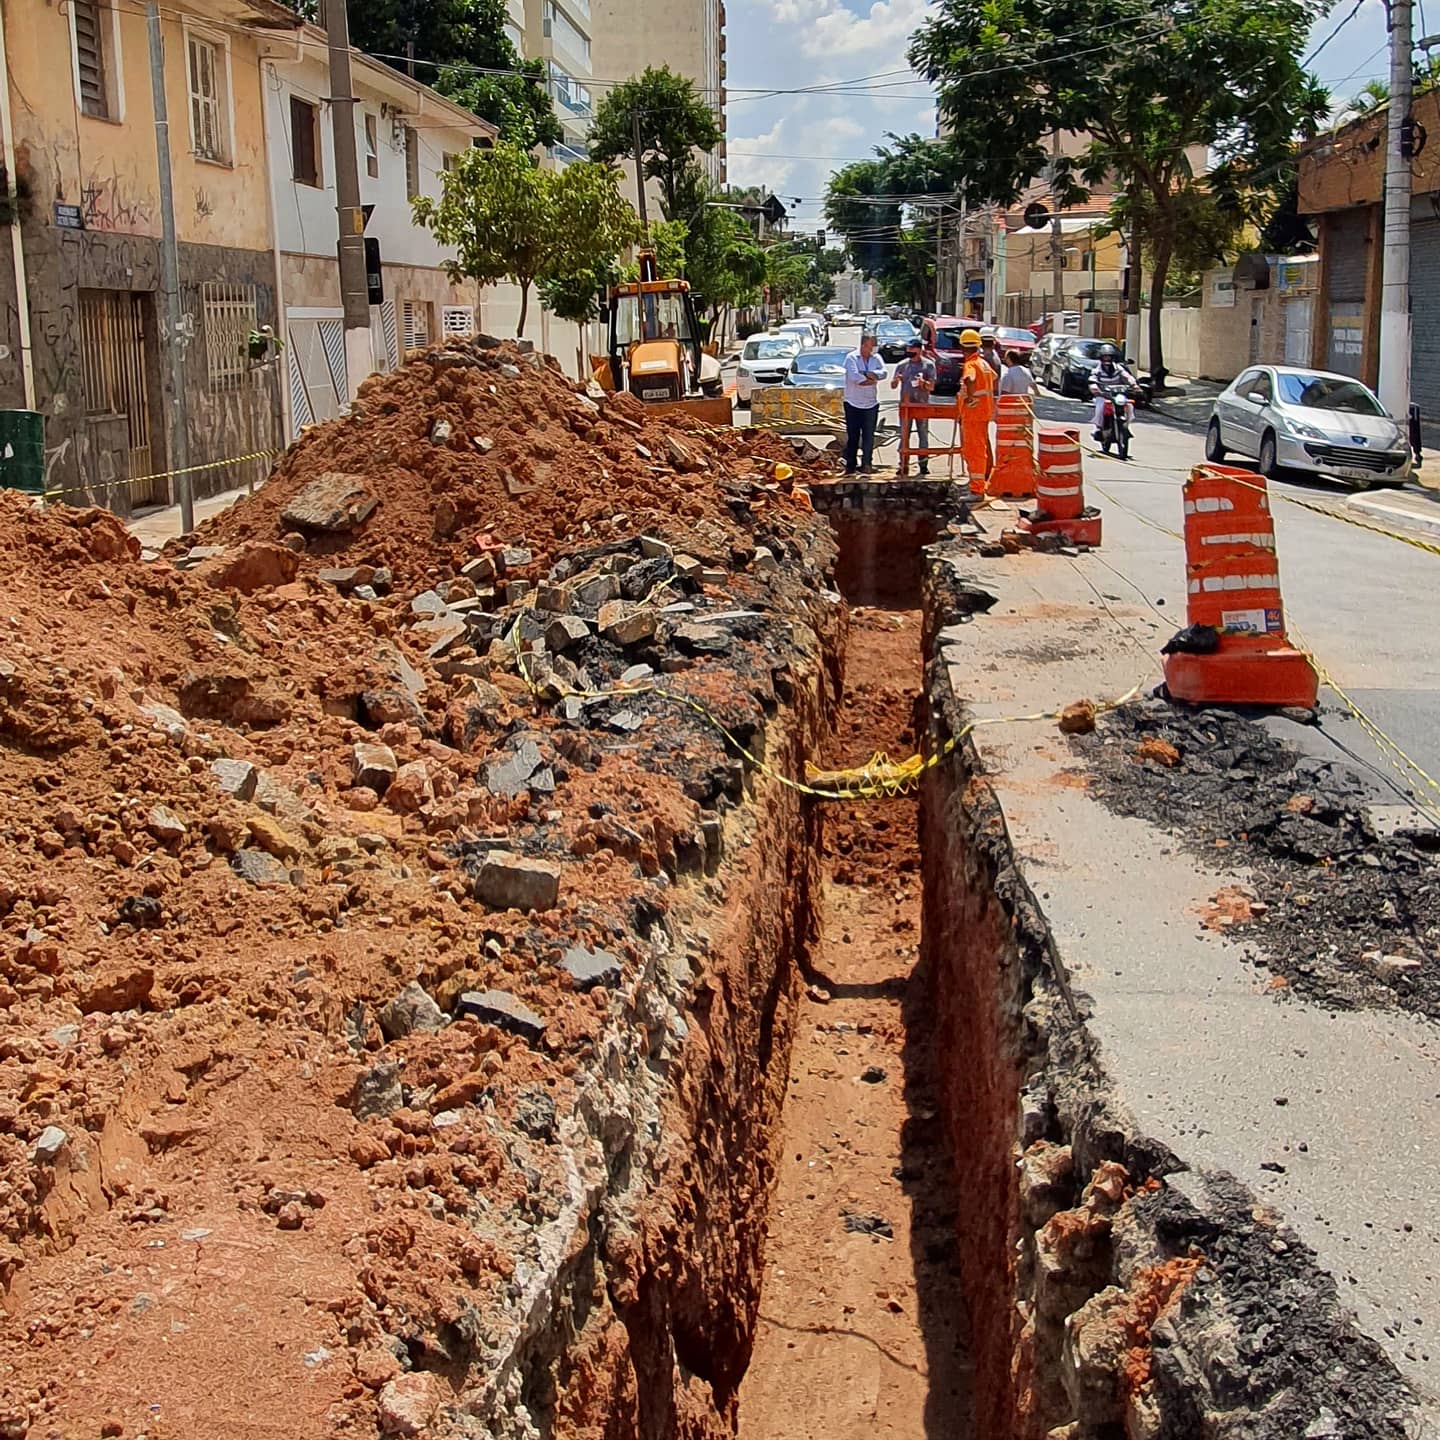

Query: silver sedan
[1205,365,1411,488]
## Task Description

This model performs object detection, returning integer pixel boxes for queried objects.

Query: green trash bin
[0,410,45,494]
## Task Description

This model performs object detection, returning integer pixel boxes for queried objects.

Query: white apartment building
[520,0,595,169]
[259,28,496,435]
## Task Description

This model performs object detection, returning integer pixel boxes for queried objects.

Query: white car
[735,336,801,405]
[777,321,820,350]
[794,313,829,343]
[1206,365,1411,488]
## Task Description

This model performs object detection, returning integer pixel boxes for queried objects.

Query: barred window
[202,281,258,392]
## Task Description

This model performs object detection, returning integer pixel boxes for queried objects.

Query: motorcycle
[1092,383,1138,460]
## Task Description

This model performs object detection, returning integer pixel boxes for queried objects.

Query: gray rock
[140,702,189,741]
[513,1086,557,1140]
[353,742,399,794]
[360,688,426,730]
[574,573,621,609]
[673,623,732,656]
[501,579,533,606]
[147,805,187,843]
[461,554,497,582]
[31,1125,68,1163]
[418,613,467,659]
[352,584,378,602]
[410,590,448,617]
[281,473,377,533]
[673,554,703,582]
[51,1024,79,1047]
[606,709,644,733]
[371,567,393,594]
[536,582,571,613]
[621,555,671,601]
[500,547,533,571]
[317,566,374,594]
[211,758,258,802]
[482,740,546,797]
[232,849,294,886]
[560,945,622,991]
[751,546,780,577]
[455,988,546,1043]
[620,664,654,685]
[377,982,447,1040]
[430,419,453,444]
[473,851,560,912]
[598,601,658,648]
[639,535,673,561]
[545,615,591,653]
[353,1062,404,1119]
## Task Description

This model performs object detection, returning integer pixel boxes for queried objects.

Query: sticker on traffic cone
[1016,427,1102,546]
[1161,465,1317,709]
[990,394,1037,499]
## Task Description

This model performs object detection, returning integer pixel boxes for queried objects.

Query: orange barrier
[1163,465,1316,709]
[897,396,968,481]
[989,394,1037,499]
[1016,426,1102,546]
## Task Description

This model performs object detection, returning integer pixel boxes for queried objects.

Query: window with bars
[364,113,379,179]
[441,306,475,340]
[401,300,431,353]
[404,126,420,200]
[188,33,229,164]
[290,96,320,186]
[202,281,257,392]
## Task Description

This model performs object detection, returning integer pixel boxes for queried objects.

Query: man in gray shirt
[890,336,938,475]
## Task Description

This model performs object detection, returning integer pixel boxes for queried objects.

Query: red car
[993,326,1038,363]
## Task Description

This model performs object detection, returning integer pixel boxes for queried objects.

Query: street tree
[908,0,1327,378]
[588,66,723,219]
[413,142,639,337]
[333,0,561,148]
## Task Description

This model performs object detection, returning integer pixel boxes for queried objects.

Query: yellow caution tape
[43,449,279,503]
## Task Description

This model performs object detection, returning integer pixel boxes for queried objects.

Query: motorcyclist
[1090,344,1137,439]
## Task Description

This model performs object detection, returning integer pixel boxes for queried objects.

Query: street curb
[1346,491,1440,538]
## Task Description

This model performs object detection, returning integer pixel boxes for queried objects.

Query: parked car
[870,318,920,361]
[1044,336,1125,397]
[1205,366,1411,487]
[777,321,819,349]
[1032,332,1069,376]
[919,316,970,395]
[782,347,856,389]
[796,310,829,342]
[734,335,802,405]
[993,325,1039,363]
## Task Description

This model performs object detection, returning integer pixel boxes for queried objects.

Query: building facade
[0,0,299,510]
[259,29,495,438]
[1298,90,1440,435]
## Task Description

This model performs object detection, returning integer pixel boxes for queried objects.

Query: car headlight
[737,367,751,378]
[1285,418,1327,441]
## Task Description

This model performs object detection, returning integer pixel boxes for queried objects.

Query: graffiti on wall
[80,167,155,235]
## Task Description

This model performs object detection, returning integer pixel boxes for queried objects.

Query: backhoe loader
[591,249,733,427]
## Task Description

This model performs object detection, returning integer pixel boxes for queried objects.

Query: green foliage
[824,136,957,309]
[334,0,561,148]
[588,66,722,219]
[646,220,689,278]
[686,205,767,315]
[908,0,1328,375]
[413,142,639,336]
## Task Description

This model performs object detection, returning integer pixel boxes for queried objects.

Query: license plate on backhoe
[642,388,670,400]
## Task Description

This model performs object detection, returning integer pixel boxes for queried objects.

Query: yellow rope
[43,449,279,503]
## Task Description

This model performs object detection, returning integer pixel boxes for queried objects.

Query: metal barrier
[749,386,847,435]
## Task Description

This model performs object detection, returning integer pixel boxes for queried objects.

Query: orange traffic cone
[1016,427,1102,546]
[989,395,1037,498]
[1162,465,1316,709]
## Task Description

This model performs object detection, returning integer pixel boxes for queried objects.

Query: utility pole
[934,206,944,312]
[1049,131,1064,323]
[1378,0,1413,416]
[145,2,191,533]
[1124,211,1142,363]
[955,183,968,318]
[632,111,649,229]
[324,0,372,399]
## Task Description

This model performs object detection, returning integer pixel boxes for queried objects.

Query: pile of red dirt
[0,344,843,1439]
[198,339,830,589]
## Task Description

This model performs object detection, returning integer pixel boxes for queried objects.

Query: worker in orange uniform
[959,328,995,495]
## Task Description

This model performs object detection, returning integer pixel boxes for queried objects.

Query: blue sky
[724,0,1397,232]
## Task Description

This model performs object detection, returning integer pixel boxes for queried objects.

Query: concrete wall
[1135,269,1292,382]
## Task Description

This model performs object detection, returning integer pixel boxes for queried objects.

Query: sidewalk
[1347,484,1440,539]
[1146,375,1224,432]
[127,484,252,551]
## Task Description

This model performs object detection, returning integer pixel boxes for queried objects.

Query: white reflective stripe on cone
[1198,532,1276,548]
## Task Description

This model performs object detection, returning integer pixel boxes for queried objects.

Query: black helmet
[1098,343,1119,361]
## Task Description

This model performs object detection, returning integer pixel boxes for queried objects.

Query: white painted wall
[262,49,483,272]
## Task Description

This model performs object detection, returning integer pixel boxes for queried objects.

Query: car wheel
[1258,430,1287,481]
[1204,417,1226,462]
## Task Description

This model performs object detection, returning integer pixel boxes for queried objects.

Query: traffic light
[816,228,826,247]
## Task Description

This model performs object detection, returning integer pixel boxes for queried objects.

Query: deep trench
[736,511,975,1439]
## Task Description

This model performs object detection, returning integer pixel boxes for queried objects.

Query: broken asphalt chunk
[455,989,546,1044]
[559,945,622,991]
[473,851,560,912]
[377,982,447,1040]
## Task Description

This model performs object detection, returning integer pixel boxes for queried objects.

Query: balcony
[549,141,590,167]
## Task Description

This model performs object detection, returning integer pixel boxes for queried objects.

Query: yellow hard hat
[774,462,793,483]
[959,328,982,347]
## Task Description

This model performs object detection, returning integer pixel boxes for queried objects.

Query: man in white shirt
[842,333,886,474]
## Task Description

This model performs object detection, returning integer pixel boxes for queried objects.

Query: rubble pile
[198,337,827,589]
[1079,698,1440,1018]
[0,345,843,1437]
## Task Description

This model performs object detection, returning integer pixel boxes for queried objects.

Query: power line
[1304,0,1367,68]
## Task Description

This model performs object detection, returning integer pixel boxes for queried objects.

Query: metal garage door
[1410,220,1440,428]
[1325,209,1369,379]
